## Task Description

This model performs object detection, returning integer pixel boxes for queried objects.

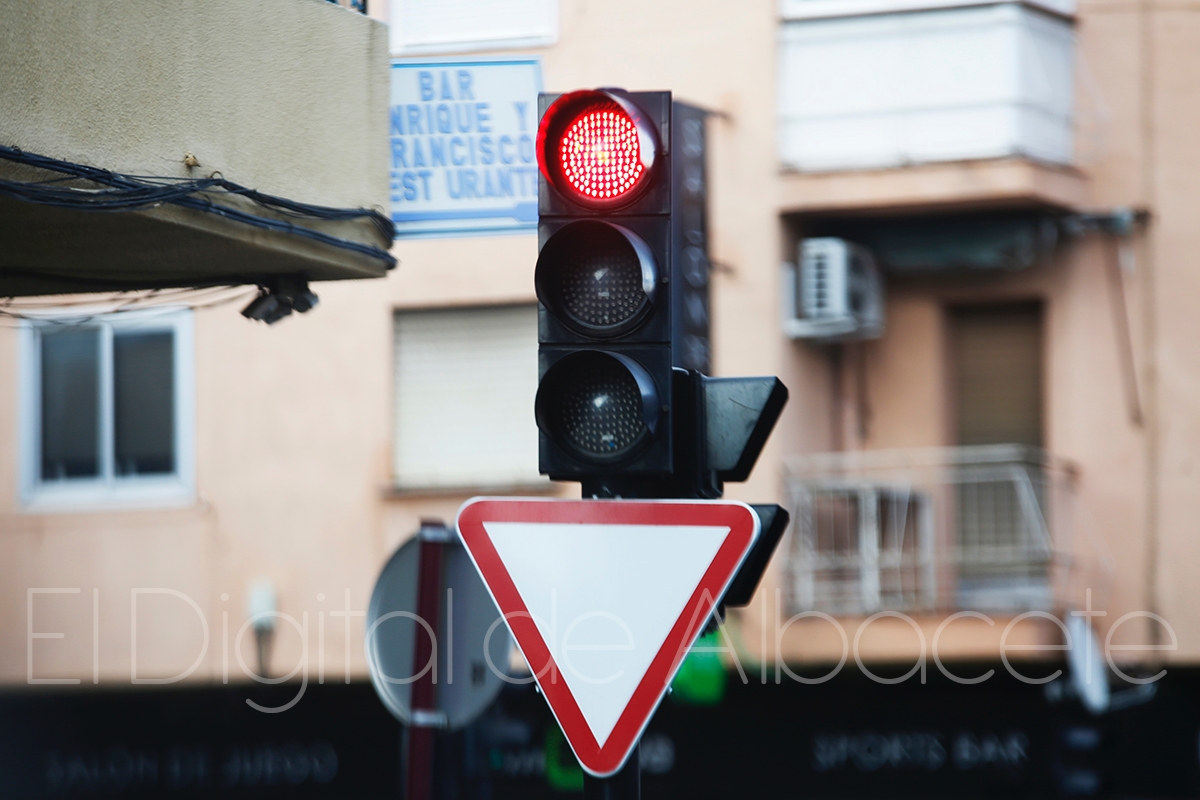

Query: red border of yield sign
[456,498,760,777]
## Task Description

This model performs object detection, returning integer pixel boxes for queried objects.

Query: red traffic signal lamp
[536,90,664,213]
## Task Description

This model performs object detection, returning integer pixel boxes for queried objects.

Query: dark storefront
[3,661,1198,799]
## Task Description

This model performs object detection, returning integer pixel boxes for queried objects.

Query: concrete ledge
[0,186,393,297]
[779,158,1089,215]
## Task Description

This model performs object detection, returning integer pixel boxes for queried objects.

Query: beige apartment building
[3,0,1199,705]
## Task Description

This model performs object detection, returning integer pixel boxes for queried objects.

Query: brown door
[950,303,1047,597]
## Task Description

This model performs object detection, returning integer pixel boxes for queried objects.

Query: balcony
[783,445,1101,615]
[778,0,1076,174]
[0,0,391,295]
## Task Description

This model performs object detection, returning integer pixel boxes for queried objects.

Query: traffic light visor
[536,351,661,465]
[537,90,659,209]
[536,221,657,338]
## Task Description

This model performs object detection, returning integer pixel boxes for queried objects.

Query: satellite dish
[366,533,512,730]
[1067,614,1110,714]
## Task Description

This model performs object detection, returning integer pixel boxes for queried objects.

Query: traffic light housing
[534,90,676,489]
[534,88,785,498]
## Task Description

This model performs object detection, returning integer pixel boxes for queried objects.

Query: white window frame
[18,308,196,512]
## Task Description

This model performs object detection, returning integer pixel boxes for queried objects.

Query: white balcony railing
[778,1,1076,172]
[784,445,1100,615]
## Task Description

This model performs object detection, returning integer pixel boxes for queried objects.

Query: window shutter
[952,304,1043,448]
[393,305,542,489]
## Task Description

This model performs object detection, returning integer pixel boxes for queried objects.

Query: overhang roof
[0,147,395,297]
[779,157,1088,217]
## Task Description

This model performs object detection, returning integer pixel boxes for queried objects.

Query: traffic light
[533,89,675,494]
[533,88,786,499]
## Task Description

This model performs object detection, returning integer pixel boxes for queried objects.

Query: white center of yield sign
[457,498,760,777]
[483,522,729,746]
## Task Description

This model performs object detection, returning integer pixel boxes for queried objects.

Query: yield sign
[456,498,760,776]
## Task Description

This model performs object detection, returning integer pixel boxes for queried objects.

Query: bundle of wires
[0,284,261,325]
[0,144,396,266]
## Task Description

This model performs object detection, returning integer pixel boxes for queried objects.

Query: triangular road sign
[456,498,760,777]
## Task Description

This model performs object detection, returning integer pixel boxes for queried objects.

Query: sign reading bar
[389,58,542,237]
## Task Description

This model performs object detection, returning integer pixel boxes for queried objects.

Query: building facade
[3,0,1198,725]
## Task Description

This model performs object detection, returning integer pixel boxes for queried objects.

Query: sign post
[405,521,444,800]
[365,519,514,799]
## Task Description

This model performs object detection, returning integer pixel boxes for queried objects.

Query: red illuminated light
[559,102,644,201]
[538,90,658,209]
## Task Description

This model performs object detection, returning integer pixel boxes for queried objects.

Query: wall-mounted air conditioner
[783,237,884,341]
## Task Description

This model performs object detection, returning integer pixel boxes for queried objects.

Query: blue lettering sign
[390,58,541,236]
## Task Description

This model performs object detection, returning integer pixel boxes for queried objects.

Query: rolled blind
[952,303,1043,447]
[393,304,542,488]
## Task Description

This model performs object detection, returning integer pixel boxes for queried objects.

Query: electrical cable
[0,144,396,268]
[0,285,258,326]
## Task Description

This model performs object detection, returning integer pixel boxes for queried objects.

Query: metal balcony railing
[784,445,1099,615]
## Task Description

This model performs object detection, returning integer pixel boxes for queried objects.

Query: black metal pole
[583,744,639,800]
[405,519,447,800]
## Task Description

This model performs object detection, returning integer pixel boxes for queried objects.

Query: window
[951,303,1044,448]
[19,309,195,510]
[393,304,543,490]
[950,303,1051,605]
[790,483,935,614]
[389,0,557,55]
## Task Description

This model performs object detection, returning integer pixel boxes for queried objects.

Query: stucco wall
[0,0,389,210]
[0,0,788,687]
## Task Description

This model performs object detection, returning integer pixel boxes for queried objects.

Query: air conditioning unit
[783,237,884,341]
